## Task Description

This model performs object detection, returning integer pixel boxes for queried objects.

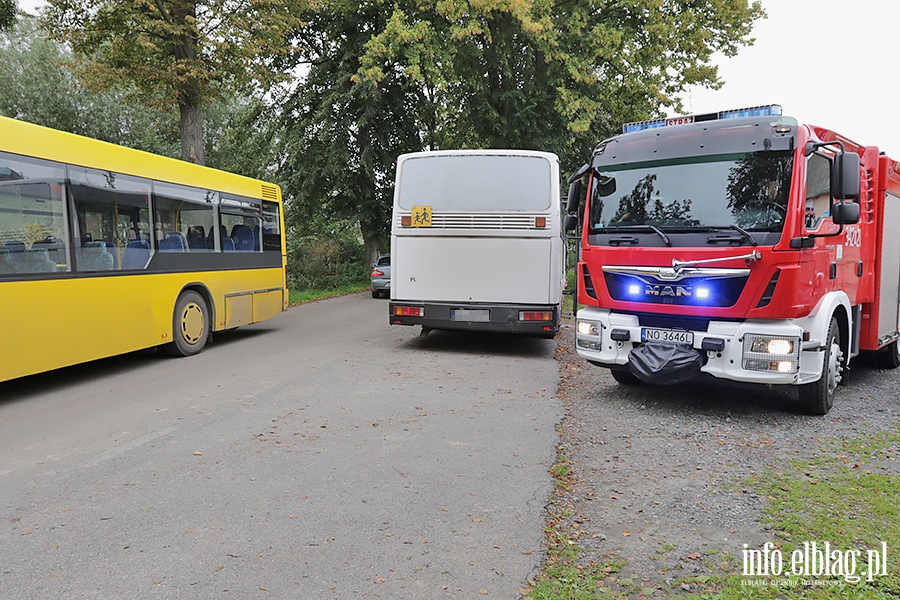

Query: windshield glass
[397,154,552,211]
[588,151,793,233]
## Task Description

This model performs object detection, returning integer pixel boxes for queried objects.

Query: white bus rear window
[397,155,552,211]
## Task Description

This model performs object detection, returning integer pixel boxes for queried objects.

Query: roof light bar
[622,104,783,133]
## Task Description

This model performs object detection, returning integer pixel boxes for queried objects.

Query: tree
[0,16,180,154]
[280,3,424,265]
[42,0,308,164]
[356,0,764,167]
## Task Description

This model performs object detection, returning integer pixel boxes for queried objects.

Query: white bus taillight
[393,305,424,317]
[519,311,553,322]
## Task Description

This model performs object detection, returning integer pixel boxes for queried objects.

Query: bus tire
[875,339,900,369]
[165,290,210,357]
[798,317,843,415]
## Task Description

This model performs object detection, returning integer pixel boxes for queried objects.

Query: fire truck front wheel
[798,317,843,415]
[611,368,642,386]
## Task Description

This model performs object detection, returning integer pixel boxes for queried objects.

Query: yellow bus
[0,116,288,382]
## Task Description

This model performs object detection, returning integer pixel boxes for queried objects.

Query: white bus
[388,150,565,337]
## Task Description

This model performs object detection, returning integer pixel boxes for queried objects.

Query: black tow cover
[628,342,703,384]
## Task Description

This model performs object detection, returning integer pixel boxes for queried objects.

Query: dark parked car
[371,253,391,298]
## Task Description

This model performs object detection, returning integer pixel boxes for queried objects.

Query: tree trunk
[359,219,381,271]
[180,103,206,165]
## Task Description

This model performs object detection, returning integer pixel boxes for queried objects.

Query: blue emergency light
[623,104,783,133]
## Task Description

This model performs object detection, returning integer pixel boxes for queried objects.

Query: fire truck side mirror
[832,201,860,225]
[564,213,578,232]
[567,180,582,213]
[834,151,861,201]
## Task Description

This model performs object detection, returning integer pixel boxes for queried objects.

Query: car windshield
[588,151,793,234]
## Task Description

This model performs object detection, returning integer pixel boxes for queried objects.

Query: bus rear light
[519,311,552,322]
[401,215,412,227]
[393,305,424,317]
[534,216,546,228]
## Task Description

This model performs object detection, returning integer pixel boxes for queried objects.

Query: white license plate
[451,309,490,322]
[641,328,694,344]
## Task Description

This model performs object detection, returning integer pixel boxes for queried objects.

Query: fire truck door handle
[857,261,864,277]
[829,262,837,280]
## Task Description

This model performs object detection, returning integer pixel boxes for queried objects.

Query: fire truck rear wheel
[875,340,900,369]
[798,317,842,415]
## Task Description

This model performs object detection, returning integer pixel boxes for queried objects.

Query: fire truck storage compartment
[879,191,900,339]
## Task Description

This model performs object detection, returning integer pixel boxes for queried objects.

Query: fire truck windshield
[588,150,793,236]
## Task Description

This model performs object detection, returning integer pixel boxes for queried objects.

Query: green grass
[287,282,369,306]
[531,426,900,599]
[682,426,900,599]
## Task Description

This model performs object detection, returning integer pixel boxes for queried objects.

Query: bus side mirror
[564,213,578,232]
[566,180,582,213]
[832,201,860,225]
[834,151,860,201]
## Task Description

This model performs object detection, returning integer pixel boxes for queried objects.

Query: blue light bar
[719,104,782,120]
[622,104,783,133]
[623,119,668,133]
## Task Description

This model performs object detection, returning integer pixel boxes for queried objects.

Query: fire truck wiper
[705,224,758,246]
[672,250,762,271]
[611,225,672,246]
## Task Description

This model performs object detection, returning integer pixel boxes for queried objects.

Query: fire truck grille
[637,314,712,332]
[603,272,748,307]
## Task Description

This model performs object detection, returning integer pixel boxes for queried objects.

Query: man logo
[645,284,692,297]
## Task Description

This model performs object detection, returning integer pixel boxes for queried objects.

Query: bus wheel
[165,290,210,357]
[798,317,843,415]
[875,339,900,369]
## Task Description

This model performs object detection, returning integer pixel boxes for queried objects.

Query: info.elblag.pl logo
[742,541,891,585]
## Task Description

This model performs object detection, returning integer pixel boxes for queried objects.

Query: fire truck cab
[566,105,900,415]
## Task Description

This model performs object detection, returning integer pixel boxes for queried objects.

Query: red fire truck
[565,104,900,415]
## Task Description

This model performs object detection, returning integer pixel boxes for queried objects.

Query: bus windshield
[589,151,793,234]
[397,154,553,212]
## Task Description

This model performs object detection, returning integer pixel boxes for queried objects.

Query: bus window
[154,182,217,252]
[69,166,151,270]
[261,201,282,252]
[0,152,69,275]
[221,196,261,252]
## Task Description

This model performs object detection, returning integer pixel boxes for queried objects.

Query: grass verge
[532,421,900,599]
[288,282,369,306]
[682,425,900,599]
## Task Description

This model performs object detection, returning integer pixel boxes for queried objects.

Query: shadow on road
[403,328,554,359]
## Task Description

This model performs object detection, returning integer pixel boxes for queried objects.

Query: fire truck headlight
[742,334,800,373]
[749,337,794,355]
[577,320,599,336]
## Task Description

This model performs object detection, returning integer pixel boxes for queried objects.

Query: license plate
[451,309,490,322]
[641,328,693,345]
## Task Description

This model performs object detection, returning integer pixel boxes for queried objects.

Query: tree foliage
[0,16,180,154]
[0,0,15,30]
[280,3,425,262]
[42,0,308,164]
[280,0,764,269]
[355,0,764,167]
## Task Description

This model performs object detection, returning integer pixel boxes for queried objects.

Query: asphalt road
[0,293,562,599]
